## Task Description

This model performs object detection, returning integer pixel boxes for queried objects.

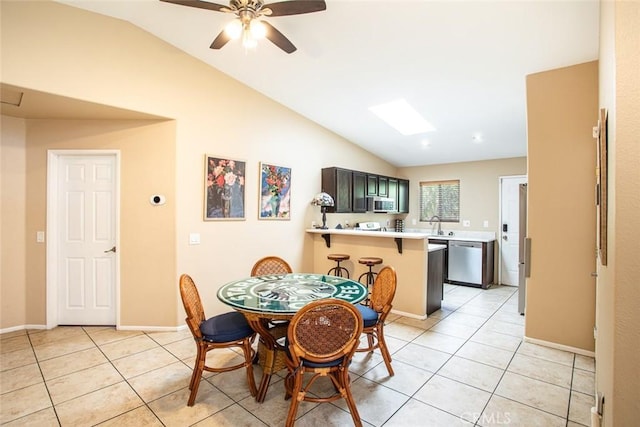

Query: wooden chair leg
[188,345,203,391]
[285,374,304,427]
[242,340,258,397]
[377,326,394,376]
[188,354,206,406]
[256,372,272,403]
[340,369,363,427]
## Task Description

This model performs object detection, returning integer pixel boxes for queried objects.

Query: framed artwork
[204,155,246,220]
[259,162,291,220]
[596,108,608,265]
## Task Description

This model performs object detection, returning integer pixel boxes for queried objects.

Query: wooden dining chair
[284,298,364,427]
[355,265,397,376]
[179,274,257,406]
[250,255,293,401]
[250,255,293,276]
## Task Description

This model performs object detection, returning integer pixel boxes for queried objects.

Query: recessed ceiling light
[472,133,484,143]
[369,99,435,136]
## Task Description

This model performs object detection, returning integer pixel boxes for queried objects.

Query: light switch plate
[36,231,45,243]
[483,220,489,228]
[189,233,200,245]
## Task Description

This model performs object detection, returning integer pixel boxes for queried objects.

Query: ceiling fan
[160,0,326,53]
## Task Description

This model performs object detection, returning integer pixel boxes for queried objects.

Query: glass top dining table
[217,273,368,314]
[217,273,368,402]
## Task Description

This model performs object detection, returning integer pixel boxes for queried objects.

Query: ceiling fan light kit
[160,0,326,53]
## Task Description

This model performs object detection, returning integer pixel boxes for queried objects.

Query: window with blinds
[419,180,460,222]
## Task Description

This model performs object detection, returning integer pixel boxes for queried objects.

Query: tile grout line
[379,285,518,425]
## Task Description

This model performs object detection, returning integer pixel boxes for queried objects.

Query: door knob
[502,235,508,241]
[104,246,116,253]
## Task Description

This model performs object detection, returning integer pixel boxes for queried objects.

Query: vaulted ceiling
[52,1,600,166]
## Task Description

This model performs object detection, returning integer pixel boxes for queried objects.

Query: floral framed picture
[204,155,246,220]
[259,162,291,220]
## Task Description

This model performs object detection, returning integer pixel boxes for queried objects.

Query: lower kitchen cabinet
[428,238,449,282]
[427,248,445,315]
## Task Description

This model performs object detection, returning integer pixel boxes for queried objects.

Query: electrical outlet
[412,218,417,225]
[345,220,350,228]
[311,221,317,228]
[483,220,489,228]
[463,220,471,227]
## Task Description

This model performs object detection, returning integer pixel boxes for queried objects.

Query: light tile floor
[0,284,595,426]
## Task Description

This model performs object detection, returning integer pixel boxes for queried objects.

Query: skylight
[369,99,435,136]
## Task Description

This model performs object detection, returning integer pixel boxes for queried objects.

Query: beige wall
[0,117,27,327]
[525,61,598,352]
[25,119,177,327]
[596,1,640,425]
[0,0,395,329]
[400,157,527,235]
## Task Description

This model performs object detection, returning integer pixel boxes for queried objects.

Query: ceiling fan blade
[159,0,228,12]
[262,21,296,53]
[266,0,326,17]
[210,29,232,49]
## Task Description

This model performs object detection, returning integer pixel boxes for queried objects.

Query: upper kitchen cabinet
[353,171,367,213]
[366,174,378,196]
[321,167,353,213]
[321,167,409,214]
[378,176,389,197]
[367,174,389,197]
[388,178,398,205]
[398,179,410,213]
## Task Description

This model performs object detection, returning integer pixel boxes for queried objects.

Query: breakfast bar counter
[306,228,442,318]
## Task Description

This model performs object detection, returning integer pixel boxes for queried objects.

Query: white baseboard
[1,324,187,335]
[0,324,47,334]
[118,324,187,332]
[390,309,427,320]
[524,335,596,358]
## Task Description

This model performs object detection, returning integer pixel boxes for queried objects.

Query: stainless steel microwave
[367,196,397,213]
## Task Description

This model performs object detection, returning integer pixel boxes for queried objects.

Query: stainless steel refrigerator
[518,183,530,315]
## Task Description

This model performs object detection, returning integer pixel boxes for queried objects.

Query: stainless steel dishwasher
[448,241,483,285]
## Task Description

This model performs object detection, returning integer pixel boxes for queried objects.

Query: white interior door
[55,154,118,325]
[499,175,527,286]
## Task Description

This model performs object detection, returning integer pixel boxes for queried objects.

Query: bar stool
[358,257,383,304]
[327,254,350,278]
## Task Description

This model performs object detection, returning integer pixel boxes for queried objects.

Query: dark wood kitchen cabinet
[427,247,445,315]
[353,171,367,213]
[378,176,389,197]
[398,179,410,213]
[321,167,410,214]
[366,174,378,196]
[388,178,398,203]
[428,238,449,283]
[321,167,352,213]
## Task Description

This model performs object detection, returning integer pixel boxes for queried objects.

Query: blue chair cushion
[283,338,345,368]
[200,311,254,343]
[357,304,379,328]
[302,357,344,368]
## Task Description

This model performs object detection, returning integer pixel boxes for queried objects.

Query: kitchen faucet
[429,215,443,235]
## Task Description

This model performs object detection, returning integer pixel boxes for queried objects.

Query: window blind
[419,180,460,222]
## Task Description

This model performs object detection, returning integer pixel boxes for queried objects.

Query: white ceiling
[55,0,599,167]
